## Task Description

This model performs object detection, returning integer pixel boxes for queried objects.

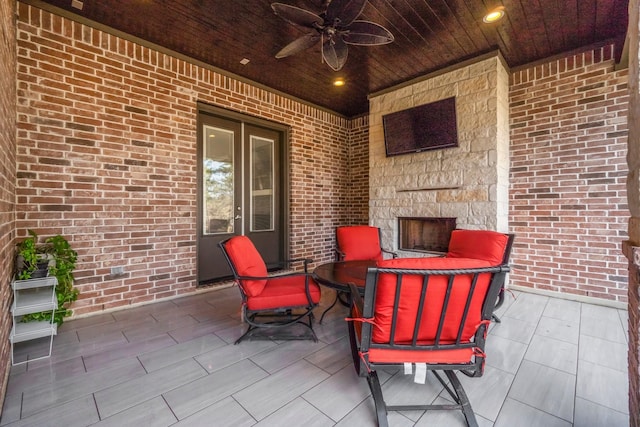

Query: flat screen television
[382,96,459,157]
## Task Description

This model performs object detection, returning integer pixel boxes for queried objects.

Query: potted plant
[15,230,51,280]
[15,231,79,326]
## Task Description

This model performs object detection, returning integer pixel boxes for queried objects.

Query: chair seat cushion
[446,230,508,265]
[246,275,321,311]
[372,257,493,345]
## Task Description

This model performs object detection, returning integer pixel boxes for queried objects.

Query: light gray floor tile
[233,359,330,421]
[94,359,207,419]
[163,358,268,420]
[194,339,277,373]
[489,315,537,344]
[525,334,578,374]
[336,397,414,427]
[457,365,515,422]
[535,316,580,344]
[0,391,22,425]
[503,292,549,323]
[580,316,627,344]
[255,397,335,426]
[122,314,199,342]
[82,333,177,371]
[575,360,629,414]
[5,395,99,427]
[485,335,528,373]
[21,357,146,418]
[167,317,239,343]
[414,396,493,427]
[578,334,627,373]
[495,398,572,427]
[581,304,621,323]
[509,360,575,422]
[302,364,372,421]
[573,397,629,427]
[303,335,352,374]
[249,339,328,373]
[543,298,581,323]
[137,333,226,372]
[6,356,86,395]
[172,396,255,427]
[91,396,177,426]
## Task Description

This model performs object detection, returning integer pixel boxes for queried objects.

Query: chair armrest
[335,249,346,261]
[381,248,398,259]
[266,258,313,273]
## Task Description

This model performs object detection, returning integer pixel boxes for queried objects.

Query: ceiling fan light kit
[271,0,394,71]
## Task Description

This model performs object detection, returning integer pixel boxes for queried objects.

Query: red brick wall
[15,4,352,316]
[510,45,629,303]
[0,0,17,406]
[348,115,369,225]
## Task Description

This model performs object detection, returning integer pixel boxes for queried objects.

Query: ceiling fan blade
[343,21,394,45]
[276,32,321,58]
[322,35,349,71]
[325,0,366,27]
[271,3,323,28]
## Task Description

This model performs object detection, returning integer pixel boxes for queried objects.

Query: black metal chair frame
[488,233,515,323]
[219,238,319,344]
[347,264,511,427]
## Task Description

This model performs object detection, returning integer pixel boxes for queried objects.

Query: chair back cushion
[372,257,492,345]
[336,226,383,261]
[446,229,509,265]
[222,236,268,297]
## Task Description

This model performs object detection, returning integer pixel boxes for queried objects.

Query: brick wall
[510,45,629,303]
[15,3,352,316]
[0,0,17,407]
[347,115,369,225]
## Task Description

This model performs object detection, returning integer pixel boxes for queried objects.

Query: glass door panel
[250,136,274,232]
[203,125,234,235]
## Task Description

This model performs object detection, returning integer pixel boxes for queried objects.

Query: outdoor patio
[0,286,630,426]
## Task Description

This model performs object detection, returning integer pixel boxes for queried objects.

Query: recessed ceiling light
[240,58,250,65]
[333,78,345,87]
[71,0,83,10]
[483,6,505,23]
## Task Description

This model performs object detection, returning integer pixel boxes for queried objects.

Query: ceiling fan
[271,0,394,71]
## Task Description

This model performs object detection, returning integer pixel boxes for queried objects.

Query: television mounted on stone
[382,96,459,157]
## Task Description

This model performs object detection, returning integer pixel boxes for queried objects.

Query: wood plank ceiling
[27,0,629,117]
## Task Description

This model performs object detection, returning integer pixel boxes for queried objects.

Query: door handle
[234,215,242,220]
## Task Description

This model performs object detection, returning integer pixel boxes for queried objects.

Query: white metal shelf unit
[10,276,58,365]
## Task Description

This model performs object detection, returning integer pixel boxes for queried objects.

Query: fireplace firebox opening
[398,217,457,253]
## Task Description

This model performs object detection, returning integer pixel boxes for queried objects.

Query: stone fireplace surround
[368,53,510,255]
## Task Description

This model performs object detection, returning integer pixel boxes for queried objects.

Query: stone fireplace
[398,217,456,253]
[368,53,510,254]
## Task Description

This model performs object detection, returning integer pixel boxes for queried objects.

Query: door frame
[196,102,291,285]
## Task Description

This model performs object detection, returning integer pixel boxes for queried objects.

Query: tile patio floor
[0,286,630,426]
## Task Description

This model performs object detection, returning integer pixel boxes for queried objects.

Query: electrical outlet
[111,266,125,275]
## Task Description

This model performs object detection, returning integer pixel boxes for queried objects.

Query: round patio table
[312,260,376,321]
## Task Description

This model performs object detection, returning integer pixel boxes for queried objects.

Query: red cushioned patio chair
[219,235,321,344]
[347,256,510,427]
[446,229,515,322]
[335,225,397,261]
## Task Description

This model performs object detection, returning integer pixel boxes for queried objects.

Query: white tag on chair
[404,363,412,375]
[414,363,427,384]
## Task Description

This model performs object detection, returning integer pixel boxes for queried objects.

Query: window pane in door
[203,125,234,235]
[250,136,274,232]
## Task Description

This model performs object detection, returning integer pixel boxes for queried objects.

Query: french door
[197,108,287,284]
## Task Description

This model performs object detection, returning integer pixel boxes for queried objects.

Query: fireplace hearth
[398,217,456,253]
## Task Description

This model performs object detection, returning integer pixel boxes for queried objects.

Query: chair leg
[367,371,389,427]
[319,291,340,323]
[444,370,479,427]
